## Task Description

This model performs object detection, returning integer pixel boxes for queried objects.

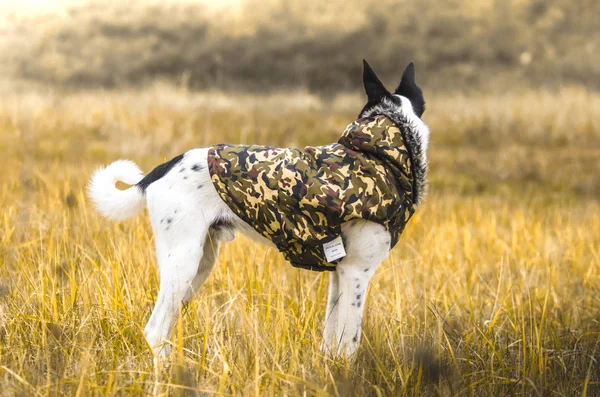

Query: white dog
[89,60,429,358]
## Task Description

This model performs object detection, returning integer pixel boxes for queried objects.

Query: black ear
[363,59,390,103]
[395,62,426,117]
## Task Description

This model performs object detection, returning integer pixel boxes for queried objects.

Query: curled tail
[88,160,146,221]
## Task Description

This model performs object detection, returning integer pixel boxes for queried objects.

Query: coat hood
[339,108,428,206]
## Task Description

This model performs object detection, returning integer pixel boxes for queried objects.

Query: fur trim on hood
[360,96,429,206]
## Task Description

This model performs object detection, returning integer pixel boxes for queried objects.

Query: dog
[88,60,429,358]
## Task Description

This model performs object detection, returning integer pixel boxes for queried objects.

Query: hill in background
[1,0,599,93]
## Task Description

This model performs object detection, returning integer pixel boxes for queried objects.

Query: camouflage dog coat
[208,109,426,271]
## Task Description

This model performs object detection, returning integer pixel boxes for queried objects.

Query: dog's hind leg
[182,225,235,304]
[142,148,228,358]
[181,231,220,305]
[324,220,391,357]
[143,222,208,358]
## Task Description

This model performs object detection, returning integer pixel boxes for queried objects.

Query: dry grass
[1,85,599,396]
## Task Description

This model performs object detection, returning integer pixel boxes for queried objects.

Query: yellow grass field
[1,85,599,396]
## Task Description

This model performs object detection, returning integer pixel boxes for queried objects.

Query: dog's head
[358,60,425,119]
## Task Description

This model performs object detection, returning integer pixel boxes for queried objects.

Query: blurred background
[1,0,598,93]
[1,1,600,395]
[1,0,599,198]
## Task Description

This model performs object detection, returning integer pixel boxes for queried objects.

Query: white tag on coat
[323,236,346,263]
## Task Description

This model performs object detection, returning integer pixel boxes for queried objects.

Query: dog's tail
[88,160,146,221]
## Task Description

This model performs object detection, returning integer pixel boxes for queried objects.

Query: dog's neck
[358,97,429,206]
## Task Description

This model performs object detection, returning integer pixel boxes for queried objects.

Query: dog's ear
[395,62,426,117]
[363,59,389,103]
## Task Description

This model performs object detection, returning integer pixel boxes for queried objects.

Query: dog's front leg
[322,220,391,357]
[334,263,376,357]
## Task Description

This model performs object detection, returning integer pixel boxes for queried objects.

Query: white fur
[321,221,390,356]
[92,98,427,358]
[89,149,392,358]
[136,148,391,357]
[141,149,237,354]
[88,160,145,221]
[394,94,430,156]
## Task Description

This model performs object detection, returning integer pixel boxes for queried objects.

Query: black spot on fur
[356,284,360,288]
[197,184,203,190]
[351,303,356,307]
[179,168,185,173]
[364,268,370,272]
[137,154,184,192]
[174,209,178,214]
[191,164,204,172]
[183,176,188,180]
[166,218,172,224]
